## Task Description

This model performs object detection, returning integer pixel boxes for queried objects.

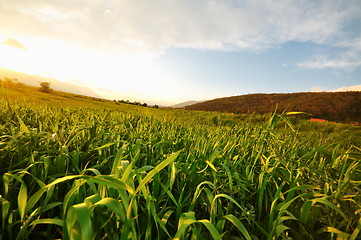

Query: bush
[39,82,53,93]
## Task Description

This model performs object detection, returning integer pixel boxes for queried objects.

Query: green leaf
[30,218,63,227]
[279,192,313,212]
[300,201,312,224]
[350,217,361,240]
[211,194,246,217]
[170,162,176,190]
[68,203,92,240]
[18,182,27,221]
[47,175,83,188]
[276,224,290,238]
[16,114,30,134]
[93,142,115,151]
[286,111,311,116]
[189,181,215,211]
[134,150,181,195]
[84,194,102,206]
[111,145,127,176]
[222,214,251,240]
[205,160,217,172]
[311,197,347,220]
[161,210,174,224]
[174,212,198,240]
[0,197,10,228]
[89,175,134,194]
[93,197,126,222]
[317,227,350,239]
[198,219,222,240]
[121,161,134,182]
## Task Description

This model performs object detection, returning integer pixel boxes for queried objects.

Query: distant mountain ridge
[185,92,361,123]
[0,68,99,98]
[170,100,205,108]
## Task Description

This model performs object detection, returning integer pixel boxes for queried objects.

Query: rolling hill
[0,68,99,98]
[185,92,361,123]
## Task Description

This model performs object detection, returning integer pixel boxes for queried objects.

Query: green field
[1,84,361,239]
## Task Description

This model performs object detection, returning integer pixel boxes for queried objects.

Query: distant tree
[1,77,24,88]
[153,104,159,108]
[39,82,53,93]
[142,103,147,107]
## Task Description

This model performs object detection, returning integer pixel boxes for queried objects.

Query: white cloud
[296,37,361,70]
[297,59,361,70]
[311,85,361,93]
[0,0,360,54]
[310,86,325,92]
[333,85,361,92]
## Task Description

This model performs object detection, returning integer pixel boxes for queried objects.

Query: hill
[0,78,145,112]
[185,92,361,123]
[0,79,199,117]
[169,100,205,108]
[0,68,99,98]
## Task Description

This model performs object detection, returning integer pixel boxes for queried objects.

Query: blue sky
[156,42,361,99]
[0,0,360,105]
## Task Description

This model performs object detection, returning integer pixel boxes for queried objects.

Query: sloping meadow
[0,101,360,239]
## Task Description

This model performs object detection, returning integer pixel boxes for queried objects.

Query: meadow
[0,85,361,239]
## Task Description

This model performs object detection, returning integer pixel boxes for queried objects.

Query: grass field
[1,84,361,239]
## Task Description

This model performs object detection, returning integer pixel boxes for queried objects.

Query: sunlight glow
[0,37,178,104]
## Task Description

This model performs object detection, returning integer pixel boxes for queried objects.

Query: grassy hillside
[1,82,361,239]
[185,92,361,123]
[0,68,98,97]
[0,78,166,115]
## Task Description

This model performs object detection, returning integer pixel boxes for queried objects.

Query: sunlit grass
[0,97,360,239]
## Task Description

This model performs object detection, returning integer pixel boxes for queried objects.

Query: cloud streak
[297,59,361,70]
[2,38,27,50]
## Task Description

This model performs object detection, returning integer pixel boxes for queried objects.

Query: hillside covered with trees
[186,92,361,123]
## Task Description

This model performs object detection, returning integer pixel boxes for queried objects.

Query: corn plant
[0,101,360,239]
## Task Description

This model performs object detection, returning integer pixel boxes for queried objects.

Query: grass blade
[198,219,221,240]
[134,150,181,195]
[18,182,27,221]
[222,214,252,240]
[30,218,63,227]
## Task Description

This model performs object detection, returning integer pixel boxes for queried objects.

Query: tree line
[0,77,24,88]
[114,99,159,108]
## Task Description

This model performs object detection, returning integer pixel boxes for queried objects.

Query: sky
[0,0,360,105]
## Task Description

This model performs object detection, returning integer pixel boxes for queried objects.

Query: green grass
[1,86,361,239]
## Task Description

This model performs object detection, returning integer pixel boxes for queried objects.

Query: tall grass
[0,100,360,239]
